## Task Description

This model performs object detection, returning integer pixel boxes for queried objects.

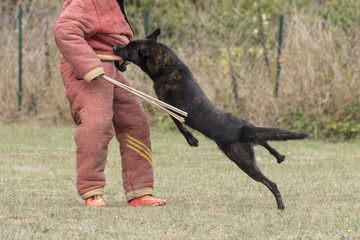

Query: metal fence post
[274,14,284,98]
[18,5,23,111]
[144,8,149,37]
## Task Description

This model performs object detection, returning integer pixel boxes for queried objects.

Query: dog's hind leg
[221,142,285,210]
[260,141,285,164]
[171,116,199,147]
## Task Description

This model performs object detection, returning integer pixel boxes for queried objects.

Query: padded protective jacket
[54,0,134,82]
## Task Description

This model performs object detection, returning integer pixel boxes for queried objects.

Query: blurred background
[1,0,359,140]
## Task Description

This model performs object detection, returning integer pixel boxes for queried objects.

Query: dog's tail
[240,126,308,142]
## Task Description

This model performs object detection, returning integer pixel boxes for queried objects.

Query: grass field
[0,122,359,239]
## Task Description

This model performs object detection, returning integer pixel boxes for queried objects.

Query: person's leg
[111,70,155,201]
[60,59,115,200]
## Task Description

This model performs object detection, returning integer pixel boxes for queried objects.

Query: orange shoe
[85,195,105,207]
[128,195,166,207]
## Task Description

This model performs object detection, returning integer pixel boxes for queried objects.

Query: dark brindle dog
[113,29,308,209]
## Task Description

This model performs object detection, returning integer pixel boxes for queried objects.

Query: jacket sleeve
[54,0,104,82]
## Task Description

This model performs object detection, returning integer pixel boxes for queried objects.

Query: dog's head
[113,28,161,68]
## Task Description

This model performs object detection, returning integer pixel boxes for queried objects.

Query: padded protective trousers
[60,58,154,201]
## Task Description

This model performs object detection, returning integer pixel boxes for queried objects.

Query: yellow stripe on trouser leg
[125,134,153,167]
[126,134,152,157]
[126,144,153,167]
[126,138,152,161]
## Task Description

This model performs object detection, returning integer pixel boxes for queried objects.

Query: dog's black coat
[113,29,308,209]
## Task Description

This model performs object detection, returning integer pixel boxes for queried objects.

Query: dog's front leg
[170,116,199,147]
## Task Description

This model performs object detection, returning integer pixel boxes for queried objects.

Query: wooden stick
[100,75,187,123]
[103,75,187,117]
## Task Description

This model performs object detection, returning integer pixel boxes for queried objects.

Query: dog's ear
[138,48,149,58]
[146,28,161,41]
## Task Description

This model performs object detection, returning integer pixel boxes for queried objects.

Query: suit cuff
[125,187,153,201]
[83,67,105,82]
[80,188,104,200]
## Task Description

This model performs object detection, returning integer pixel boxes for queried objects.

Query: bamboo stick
[100,75,187,123]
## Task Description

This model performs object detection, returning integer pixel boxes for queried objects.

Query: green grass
[0,122,359,239]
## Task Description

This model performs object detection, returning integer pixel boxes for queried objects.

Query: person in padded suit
[54,0,166,207]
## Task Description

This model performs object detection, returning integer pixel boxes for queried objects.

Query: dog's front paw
[115,61,127,72]
[187,136,199,147]
[118,64,127,72]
